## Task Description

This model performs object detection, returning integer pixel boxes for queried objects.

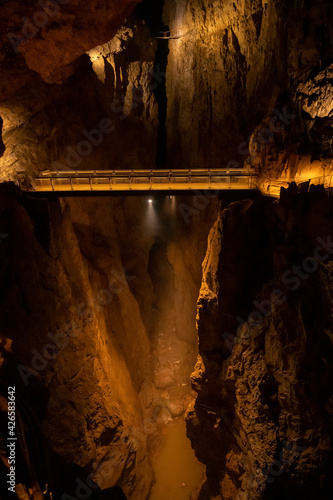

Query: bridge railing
[27,168,258,192]
[38,168,255,177]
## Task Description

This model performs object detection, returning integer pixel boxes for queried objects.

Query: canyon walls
[0,188,218,498]
[163,0,333,173]
[188,185,333,499]
[0,16,159,183]
[0,189,153,499]
[0,0,332,186]
[164,0,287,168]
[0,1,333,499]
[0,0,142,94]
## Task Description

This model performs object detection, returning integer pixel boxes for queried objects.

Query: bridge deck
[24,169,259,193]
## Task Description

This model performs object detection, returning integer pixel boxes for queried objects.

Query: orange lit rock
[0,0,142,93]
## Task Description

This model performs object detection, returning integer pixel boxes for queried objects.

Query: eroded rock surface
[0,0,141,93]
[0,189,217,498]
[297,63,333,156]
[0,191,154,499]
[188,186,333,499]
[0,17,159,183]
[163,0,333,169]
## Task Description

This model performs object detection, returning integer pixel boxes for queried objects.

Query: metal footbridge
[21,169,259,193]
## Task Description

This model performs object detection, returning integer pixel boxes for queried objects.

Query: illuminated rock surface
[0,0,333,499]
[0,190,217,498]
[0,0,142,93]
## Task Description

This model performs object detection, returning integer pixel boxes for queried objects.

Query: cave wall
[0,0,142,93]
[163,0,333,171]
[1,0,332,185]
[0,15,159,183]
[188,186,333,499]
[246,60,333,196]
[0,190,155,498]
[0,1,333,499]
[163,0,287,168]
[0,189,217,498]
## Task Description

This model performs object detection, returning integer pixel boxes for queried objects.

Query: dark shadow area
[21,197,51,254]
[100,486,128,499]
[136,0,169,168]
[0,117,5,158]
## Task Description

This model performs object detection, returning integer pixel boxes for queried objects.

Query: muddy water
[150,417,205,500]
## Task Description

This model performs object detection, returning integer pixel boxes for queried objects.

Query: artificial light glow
[148,199,153,203]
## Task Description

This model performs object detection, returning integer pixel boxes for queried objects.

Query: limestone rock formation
[0,190,154,499]
[188,186,333,499]
[163,0,333,169]
[0,0,142,95]
[0,17,159,182]
[297,63,333,156]
[0,188,217,498]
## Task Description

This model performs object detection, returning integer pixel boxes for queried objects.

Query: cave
[1,1,333,499]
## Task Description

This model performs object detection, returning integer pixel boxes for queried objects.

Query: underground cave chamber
[1,0,333,499]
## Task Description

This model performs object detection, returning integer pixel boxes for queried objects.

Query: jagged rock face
[1,0,332,184]
[298,64,333,121]
[163,0,333,169]
[0,0,141,94]
[243,61,333,195]
[163,0,286,167]
[0,189,217,498]
[0,118,4,158]
[0,191,154,499]
[297,63,333,156]
[0,18,159,182]
[188,186,333,499]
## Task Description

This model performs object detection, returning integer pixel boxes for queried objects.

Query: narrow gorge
[0,1,333,499]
